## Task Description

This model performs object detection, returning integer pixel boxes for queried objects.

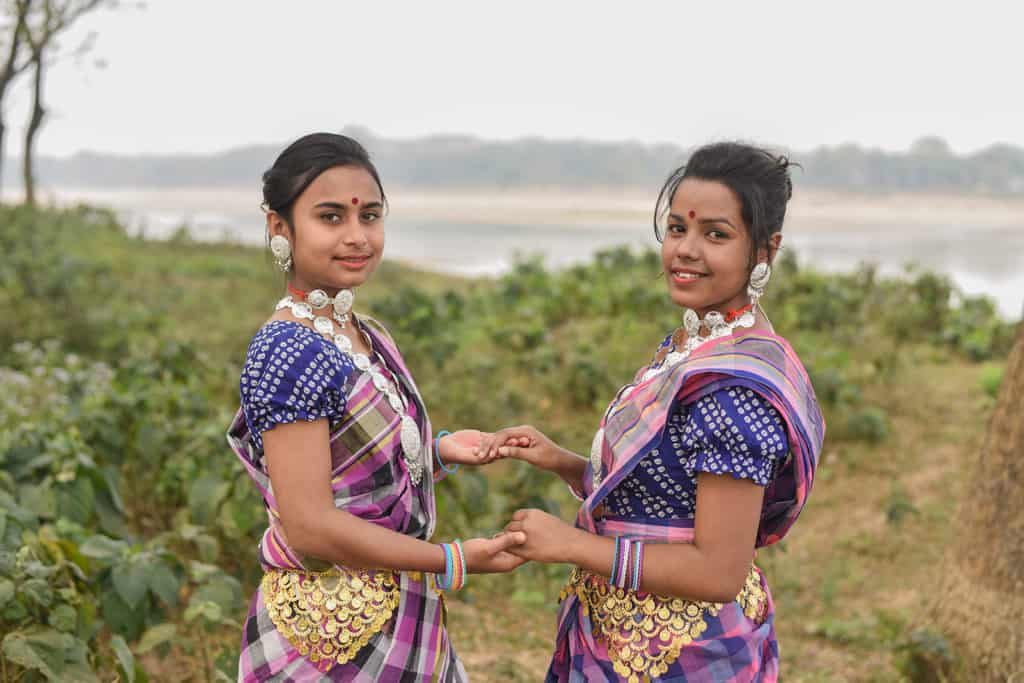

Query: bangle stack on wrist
[436,540,466,591]
[610,537,645,592]
[434,430,458,474]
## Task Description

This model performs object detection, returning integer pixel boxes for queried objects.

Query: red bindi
[688,210,696,219]
[351,197,359,205]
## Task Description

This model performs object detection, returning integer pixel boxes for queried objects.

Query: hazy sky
[6,0,1022,157]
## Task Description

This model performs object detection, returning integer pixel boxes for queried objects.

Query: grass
[4,206,1006,682]
[102,236,997,681]
[444,358,991,682]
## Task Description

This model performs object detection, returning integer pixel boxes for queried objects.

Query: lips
[335,254,372,269]
[670,268,707,285]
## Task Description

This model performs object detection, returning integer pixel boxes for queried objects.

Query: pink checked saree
[549,330,825,682]
[227,319,466,682]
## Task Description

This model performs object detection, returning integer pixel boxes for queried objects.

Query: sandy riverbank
[14,185,1024,234]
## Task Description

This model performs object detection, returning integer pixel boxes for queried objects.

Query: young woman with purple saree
[226,133,526,682]
[483,143,826,682]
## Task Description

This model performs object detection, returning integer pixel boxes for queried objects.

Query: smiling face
[267,165,385,292]
[661,178,757,317]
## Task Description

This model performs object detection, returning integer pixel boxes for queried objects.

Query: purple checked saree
[549,329,826,683]
[226,318,465,682]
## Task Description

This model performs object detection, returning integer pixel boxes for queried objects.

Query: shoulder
[242,321,355,389]
[239,321,355,428]
[687,385,788,450]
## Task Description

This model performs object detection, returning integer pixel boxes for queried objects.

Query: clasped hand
[449,426,581,570]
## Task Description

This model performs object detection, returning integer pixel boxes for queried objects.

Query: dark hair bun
[654,142,798,259]
[262,133,386,224]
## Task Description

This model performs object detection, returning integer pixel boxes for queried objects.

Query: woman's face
[269,165,385,292]
[661,178,755,317]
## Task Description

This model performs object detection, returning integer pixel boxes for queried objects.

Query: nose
[340,213,369,247]
[671,228,701,263]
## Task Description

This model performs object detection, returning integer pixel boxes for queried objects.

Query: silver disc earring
[747,262,772,307]
[269,235,292,272]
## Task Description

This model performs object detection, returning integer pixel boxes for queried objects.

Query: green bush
[0,205,1015,680]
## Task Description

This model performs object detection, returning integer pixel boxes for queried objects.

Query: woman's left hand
[502,508,581,564]
[438,430,529,466]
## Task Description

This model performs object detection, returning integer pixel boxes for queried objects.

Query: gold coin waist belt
[560,565,768,681]
[262,566,418,668]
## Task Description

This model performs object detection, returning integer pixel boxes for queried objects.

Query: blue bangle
[437,542,454,590]
[434,430,458,474]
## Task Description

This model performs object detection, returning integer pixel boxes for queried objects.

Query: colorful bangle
[611,537,633,589]
[451,540,466,590]
[436,540,466,591]
[630,541,645,592]
[434,430,458,474]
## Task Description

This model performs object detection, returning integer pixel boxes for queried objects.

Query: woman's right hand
[461,532,528,574]
[475,425,560,470]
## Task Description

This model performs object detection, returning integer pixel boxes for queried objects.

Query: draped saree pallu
[550,330,826,683]
[226,320,466,682]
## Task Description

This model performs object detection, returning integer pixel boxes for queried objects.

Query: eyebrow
[313,200,384,210]
[668,213,737,230]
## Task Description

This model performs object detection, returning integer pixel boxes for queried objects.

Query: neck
[692,300,753,325]
[288,280,346,300]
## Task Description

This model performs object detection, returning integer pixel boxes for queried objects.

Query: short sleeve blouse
[239,321,356,452]
[604,385,790,520]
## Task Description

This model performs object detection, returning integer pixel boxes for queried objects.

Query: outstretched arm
[503,473,764,602]
[264,419,526,574]
[476,425,589,493]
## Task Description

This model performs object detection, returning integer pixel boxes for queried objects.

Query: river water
[23,186,1024,320]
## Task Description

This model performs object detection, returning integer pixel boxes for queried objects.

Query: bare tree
[20,0,111,204]
[0,0,33,198]
[925,323,1024,680]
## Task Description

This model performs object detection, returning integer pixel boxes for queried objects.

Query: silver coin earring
[269,234,292,272]
[747,262,772,308]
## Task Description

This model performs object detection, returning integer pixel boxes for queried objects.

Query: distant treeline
[8,127,1024,194]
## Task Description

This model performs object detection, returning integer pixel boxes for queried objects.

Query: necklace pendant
[333,334,352,353]
[313,316,334,336]
[353,354,371,372]
[334,289,354,317]
[683,309,701,337]
[388,392,404,412]
[400,415,423,484]
[590,427,605,488]
[291,301,313,320]
[308,289,330,309]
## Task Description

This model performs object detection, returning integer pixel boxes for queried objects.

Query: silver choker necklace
[640,306,756,382]
[275,288,425,485]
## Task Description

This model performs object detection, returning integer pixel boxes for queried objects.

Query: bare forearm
[291,508,446,573]
[550,446,588,491]
[566,529,747,603]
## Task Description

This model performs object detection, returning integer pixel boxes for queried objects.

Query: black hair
[262,132,386,230]
[654,142,796,265]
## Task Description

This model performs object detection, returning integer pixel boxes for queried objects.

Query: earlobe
[767,233,783,264]
[266,211,288,239]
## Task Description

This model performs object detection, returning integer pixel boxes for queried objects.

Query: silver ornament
[313,316,334,336]
[683,308,701,337]
[308,289,330,309]
[290,301,313,320]
[750,262,771,289]
[334,289,354,317]
[269,235,291,260]
[333,334,352,353]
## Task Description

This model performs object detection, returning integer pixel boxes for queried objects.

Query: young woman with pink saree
[226,133,526,682]
[483,142,826,682]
